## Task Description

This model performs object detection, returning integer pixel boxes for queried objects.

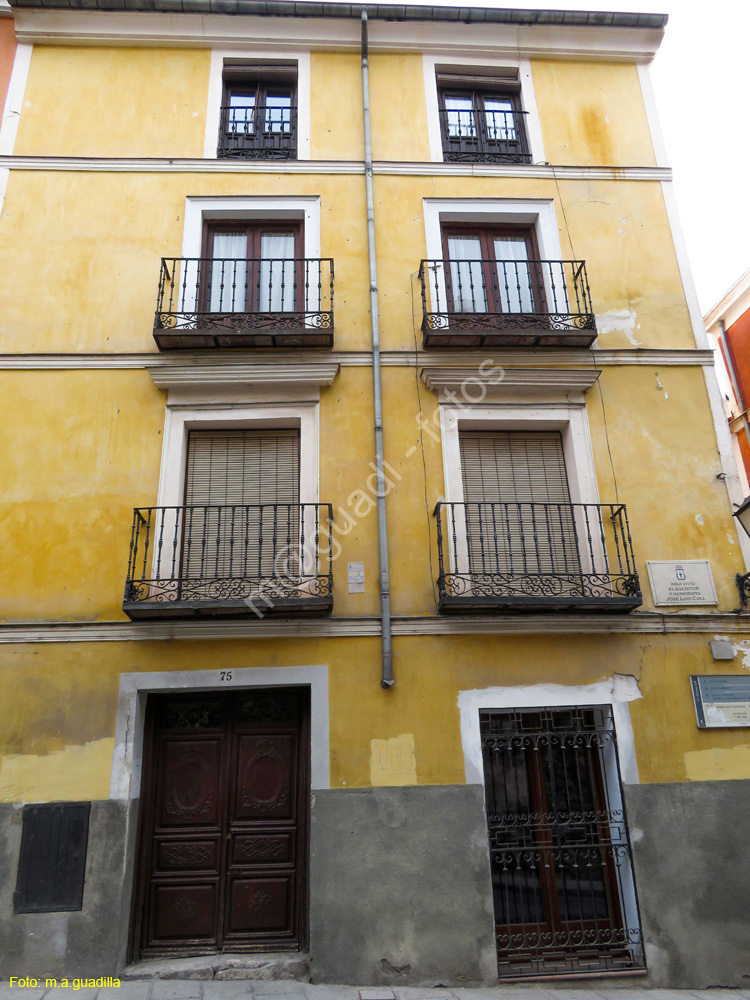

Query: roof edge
[5,0,669,30]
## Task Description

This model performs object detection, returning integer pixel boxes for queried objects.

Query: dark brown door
[131,689,309,959]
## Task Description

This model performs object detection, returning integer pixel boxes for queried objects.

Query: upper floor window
[437,73,530,164]
[442,222,543,316]
[202,220,303,315]
[218,63,297,160]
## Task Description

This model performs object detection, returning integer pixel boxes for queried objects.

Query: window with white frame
[422,56,545,165]
[429,375,642,611]
[203,52,311,161]
[122,394,334,617]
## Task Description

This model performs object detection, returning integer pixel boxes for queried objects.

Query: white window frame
[422,198,564,320]
[178,195,321,316]
[148,400,319,586]
[458,677,642,958]
[422,53,545,166]
[157,401,319,511]
[203,49,311,160]
[439,398,603,578]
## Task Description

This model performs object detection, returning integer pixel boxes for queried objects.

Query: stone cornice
[146,361,340,389]
[420,366,601,396]
[0,612,748,643]
[9,9,666,63]
[0,156,673,183]
[0,349,715,370]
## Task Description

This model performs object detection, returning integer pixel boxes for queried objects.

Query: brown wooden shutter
[458,432,580,575]
[186,430,299,507]
[14,803,91,913]
[183,430,300,582]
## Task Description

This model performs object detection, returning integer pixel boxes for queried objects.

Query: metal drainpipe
[718,319,750,459]
[361,11,394,689]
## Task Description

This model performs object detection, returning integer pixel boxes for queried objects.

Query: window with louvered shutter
[183,429,300,582]
[459,432,581,576]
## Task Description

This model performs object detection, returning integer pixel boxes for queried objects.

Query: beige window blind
[183,429,300,582]
[458,431,580,576]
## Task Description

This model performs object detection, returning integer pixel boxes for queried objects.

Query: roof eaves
[6,0,669,29]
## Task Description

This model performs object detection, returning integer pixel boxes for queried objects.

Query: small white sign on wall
[646,560,717,606]
[348,562,365,594]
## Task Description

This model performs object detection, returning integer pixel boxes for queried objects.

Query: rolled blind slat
[458,432,579,576]
[183,430,300,582]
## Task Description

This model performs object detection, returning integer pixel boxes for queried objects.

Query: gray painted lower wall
[309,785,497,986]
[0,800,136,979]
[1,781,749,987]
[624,779,750,989]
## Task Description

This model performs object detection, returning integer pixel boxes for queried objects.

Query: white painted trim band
[2,612,750,644]
[147,362,339,389]
[421,366,600,394]
[0,349,716,370]
[0,155,673,183]
[10,11,665,63]
[458,677,641,788]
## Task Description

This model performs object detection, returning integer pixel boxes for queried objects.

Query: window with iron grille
[480,705,645,978]
[437,73,530,163]
[219,64,297,159]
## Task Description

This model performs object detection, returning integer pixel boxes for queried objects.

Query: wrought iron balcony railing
[218,103,297,159]
[434,501,641,613]
[154,257,334,349]
[123,503,334,618]
[419,258,597,348]
[439,107,531,163]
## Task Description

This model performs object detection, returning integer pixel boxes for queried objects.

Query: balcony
[153,257,334,350]
[218,103,297,160]
[123,503,333,619]
[439,107,531,164]
[434,501,641,613]
[419,258,597,349]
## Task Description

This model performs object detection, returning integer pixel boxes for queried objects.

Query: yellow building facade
[1,2,749,987]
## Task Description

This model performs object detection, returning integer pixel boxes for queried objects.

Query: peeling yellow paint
[0,738,114,802]
[370,734,418,786]
[684,745,750,782]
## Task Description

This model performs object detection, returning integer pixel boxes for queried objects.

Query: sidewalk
[1,984,750,1000]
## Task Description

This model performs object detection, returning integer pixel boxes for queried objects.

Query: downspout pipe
[718,319,750,459]
[361,11,394,689]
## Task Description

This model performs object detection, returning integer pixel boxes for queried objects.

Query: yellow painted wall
[0,170,690,354]
[0,370,165,620]
[530,60,656,167]
[12,49,656,167]
[0,170,372,354]
[3,633,750,804]
[2,42,745,814]
[14,47,210,158]
[0,362,744,622]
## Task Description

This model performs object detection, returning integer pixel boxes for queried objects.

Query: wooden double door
[131,689,309,959]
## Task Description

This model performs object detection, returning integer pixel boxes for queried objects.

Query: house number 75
[220,671,233,682]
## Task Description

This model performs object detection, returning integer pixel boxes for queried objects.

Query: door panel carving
[132,689,309,959]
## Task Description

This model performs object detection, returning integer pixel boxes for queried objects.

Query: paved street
[1,984,750,1000]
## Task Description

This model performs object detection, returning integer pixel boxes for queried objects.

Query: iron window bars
[434,501,641,612]
[419,258,597,348]
[218,66,297,159]
[480,705,645,978]
[218,102,297,159]
[439,99,531,163]
[123,503,334,618]
[153,257,334,349]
